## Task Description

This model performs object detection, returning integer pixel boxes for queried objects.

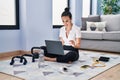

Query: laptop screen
[45,40,64,55]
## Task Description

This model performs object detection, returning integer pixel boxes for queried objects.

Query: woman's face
[61,16,72,27]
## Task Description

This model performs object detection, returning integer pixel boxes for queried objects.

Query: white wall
[19,0,27,50]
[70,0,82,26]
[75,0,82,26]
[0,30,21,52]
[20,0,53,51]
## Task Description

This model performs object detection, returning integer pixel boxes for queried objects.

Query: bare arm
[69,38,81,48]
[60,37,81,48]
[59,37,64,45]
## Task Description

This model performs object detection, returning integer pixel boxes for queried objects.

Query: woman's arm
[69,38,81,48]
[60,37,81,48]
[75,38,81,48]
[59,37,64,45]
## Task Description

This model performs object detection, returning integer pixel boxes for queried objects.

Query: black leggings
[40,45,79,63]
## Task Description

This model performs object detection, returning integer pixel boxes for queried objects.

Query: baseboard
[0,50,20,57]
[0,50,31,60]
[20,50,31,55]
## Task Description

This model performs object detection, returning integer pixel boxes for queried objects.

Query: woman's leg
[40,46,60,62]
[40,46,79,63]
[63,45,79,53]
[40,46,59,58]
[57,51,79,63]
[56,45,79,63]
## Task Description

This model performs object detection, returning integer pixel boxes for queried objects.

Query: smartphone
[99,56,110,62]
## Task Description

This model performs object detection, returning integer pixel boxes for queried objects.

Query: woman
[42,8,81,63]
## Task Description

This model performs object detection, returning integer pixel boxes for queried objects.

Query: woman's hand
[69,40,75,47]
[69,38,81,48]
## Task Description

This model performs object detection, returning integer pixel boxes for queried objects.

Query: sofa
[80,14,120,53]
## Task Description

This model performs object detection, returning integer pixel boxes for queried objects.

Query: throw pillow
[81,15,100,30]
[86,21,106,31]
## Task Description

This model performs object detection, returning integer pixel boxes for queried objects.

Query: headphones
[10,56,27,65]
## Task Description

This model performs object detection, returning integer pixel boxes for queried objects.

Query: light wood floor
[0,50,120,80]
[90,63,120,80]
[0,72,24,80]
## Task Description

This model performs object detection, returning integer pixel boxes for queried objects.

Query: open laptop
[45,40,64,55]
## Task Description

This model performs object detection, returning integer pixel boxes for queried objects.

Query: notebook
[45,40,64,55]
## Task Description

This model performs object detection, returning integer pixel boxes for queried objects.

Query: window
[52,0,69,28]
[0,0,19,30]
[82,0,91,17]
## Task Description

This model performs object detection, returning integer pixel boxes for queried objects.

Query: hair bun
[64,8,69,12]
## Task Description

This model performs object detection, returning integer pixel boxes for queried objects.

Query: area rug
[0,51,120,80]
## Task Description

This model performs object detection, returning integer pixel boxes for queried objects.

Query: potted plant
[101,0,120,14]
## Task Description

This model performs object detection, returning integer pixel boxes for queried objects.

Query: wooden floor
[0,50,120,80]
[0,72,24,80]
[90,63,120,80]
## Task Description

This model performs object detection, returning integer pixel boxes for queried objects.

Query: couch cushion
[103,31,120,41]
[101,14,120,31]
[81,31,103,40]
[81,15,100,30]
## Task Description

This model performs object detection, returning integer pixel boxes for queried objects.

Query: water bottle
[38,49,44,68]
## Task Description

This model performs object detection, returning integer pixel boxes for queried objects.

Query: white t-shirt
[59,25,81,46]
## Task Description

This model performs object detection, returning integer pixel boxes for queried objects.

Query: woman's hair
[61,8,72,19]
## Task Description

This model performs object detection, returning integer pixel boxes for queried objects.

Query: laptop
[45,40,64,55]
